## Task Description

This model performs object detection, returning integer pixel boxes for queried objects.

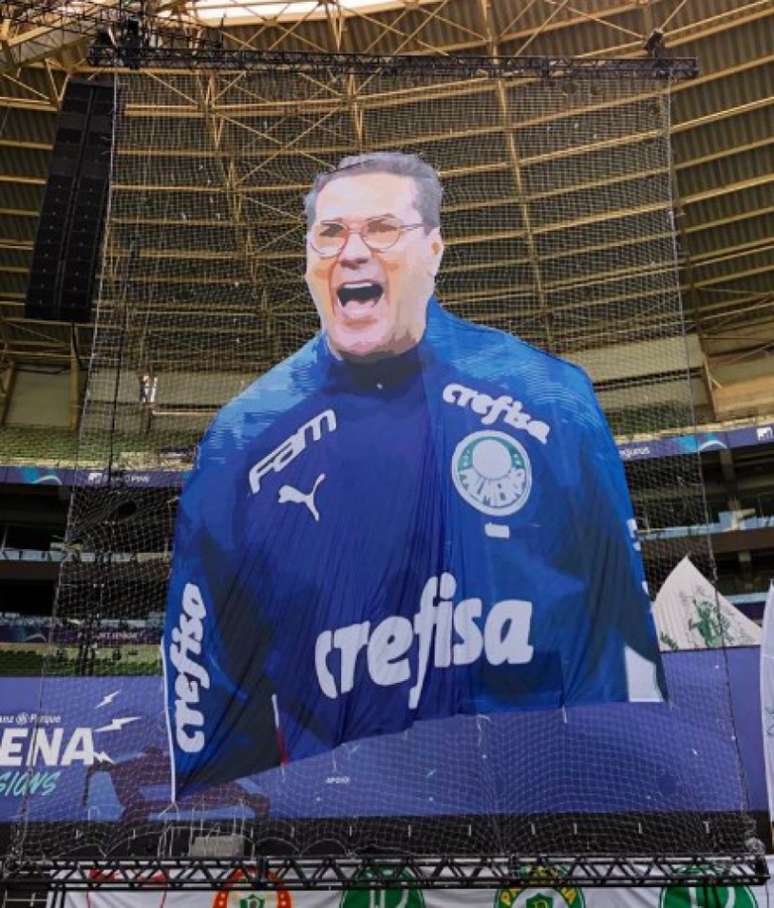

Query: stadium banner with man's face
[163,159,666,799]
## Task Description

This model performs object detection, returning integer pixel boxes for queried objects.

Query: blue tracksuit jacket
[164,298,664,796]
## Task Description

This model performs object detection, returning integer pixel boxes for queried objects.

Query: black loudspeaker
[25,80,114,323]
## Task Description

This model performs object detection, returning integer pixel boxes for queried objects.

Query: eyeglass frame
[307,216,427,257]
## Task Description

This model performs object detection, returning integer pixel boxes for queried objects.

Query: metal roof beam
[672,95,774,134]
[0,94,55,111]
[0,137,51,151]
[361,0,772,56]
[695,263,774,289]
[683,172,774,207]
[0,22,86,74]
[684,205,774,236]
[691,238,774,268]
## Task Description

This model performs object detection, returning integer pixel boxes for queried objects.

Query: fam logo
[452,431,531,517]
[339,867,425,908]
[212,869,293,908]
[659,877,757,908]
[249,409,336,494]
[494,867,584,908]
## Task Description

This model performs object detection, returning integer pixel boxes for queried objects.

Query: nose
[338,229,372,267]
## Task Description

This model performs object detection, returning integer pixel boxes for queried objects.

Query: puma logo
[278,473,326,522]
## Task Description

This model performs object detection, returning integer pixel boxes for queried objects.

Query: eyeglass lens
[311,217,402,254]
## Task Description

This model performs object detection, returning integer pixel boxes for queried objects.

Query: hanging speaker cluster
[25,79,115,323]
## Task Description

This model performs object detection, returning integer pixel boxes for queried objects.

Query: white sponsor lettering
[443,383,549,444]
[169,582,210,753]
[249,410,336,494]
[620,446,650,460]
[0,727,96,767]
[484,523,510,539]
[0,729,26,766]
[315,573,533,707]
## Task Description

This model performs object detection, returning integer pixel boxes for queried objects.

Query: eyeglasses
[309,216,425,257]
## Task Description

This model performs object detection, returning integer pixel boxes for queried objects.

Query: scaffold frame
[2,854,768,894]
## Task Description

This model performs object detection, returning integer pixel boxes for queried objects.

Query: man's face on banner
[305,172,444,361]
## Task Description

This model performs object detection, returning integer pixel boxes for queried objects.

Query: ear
[428,228,445,277]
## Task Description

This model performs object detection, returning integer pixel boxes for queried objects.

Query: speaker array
[25,79,114,323]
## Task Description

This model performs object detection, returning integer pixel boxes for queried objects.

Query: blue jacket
[164,298,664,796]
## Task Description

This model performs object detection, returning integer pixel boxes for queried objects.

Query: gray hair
[303,151,443,230]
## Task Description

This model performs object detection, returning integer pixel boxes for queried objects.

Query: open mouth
[336,281,384,308]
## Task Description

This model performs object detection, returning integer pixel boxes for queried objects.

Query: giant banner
[163,151,665,798]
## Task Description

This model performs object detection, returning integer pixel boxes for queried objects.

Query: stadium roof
[184,0,415,23]
[0,0,771,424]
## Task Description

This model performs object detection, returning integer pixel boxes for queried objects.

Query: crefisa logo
[315,572,534,706]
[169,581,211,754]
